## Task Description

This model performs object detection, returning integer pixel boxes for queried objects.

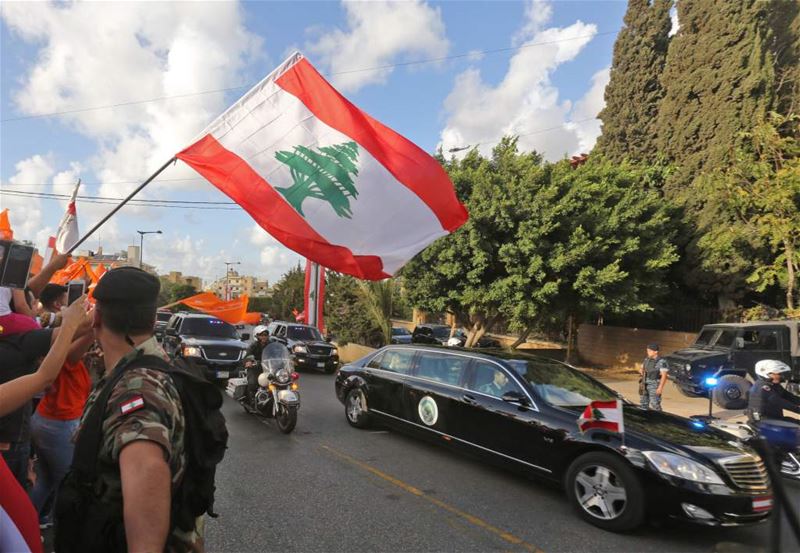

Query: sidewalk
[597,376,746,422]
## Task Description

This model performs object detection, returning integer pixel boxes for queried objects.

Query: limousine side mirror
[501,391,529,406]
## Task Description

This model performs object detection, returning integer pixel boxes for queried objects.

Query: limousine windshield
[506,358,617,407]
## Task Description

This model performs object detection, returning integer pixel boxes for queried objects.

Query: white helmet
[253,325,270,337]
[755,359,791,379]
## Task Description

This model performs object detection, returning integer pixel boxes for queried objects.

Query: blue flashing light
[704,377,719,387]
[691,421,706,429]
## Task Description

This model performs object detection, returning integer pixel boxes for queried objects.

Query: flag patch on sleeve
[120,395,145,415]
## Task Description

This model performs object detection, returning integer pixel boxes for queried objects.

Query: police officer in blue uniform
[747,359,800,424]
[639,343,669,411]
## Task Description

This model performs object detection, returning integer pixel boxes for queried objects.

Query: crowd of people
[0,252,211,553]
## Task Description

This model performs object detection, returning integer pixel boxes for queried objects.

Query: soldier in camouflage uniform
[59,267,202,552]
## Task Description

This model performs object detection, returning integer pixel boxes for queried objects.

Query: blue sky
[0,0,627,285]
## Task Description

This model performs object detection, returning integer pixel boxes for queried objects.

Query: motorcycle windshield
[262,342,292,375]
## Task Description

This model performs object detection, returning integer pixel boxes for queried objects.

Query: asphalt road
[205,371,800,553]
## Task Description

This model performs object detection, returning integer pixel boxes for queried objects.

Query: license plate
[317,362,325,368]
[216,371,229,378]
[753,497,773,512]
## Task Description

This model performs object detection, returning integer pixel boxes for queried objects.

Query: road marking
[320,444,545,553]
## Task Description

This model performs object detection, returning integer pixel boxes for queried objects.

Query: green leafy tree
[657,0,776,193]
[325,272,384,347]
[403,138,543,348]
[170,284,197,303]
[595,0,672,163]
[356,279,395,346]
[404,140,679,360]
[697,113,800,309]
[498,157,679,361]
[275,141,360,218]
[267,264,305,320]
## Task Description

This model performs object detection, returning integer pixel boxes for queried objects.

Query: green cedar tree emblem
[274,141,360,218]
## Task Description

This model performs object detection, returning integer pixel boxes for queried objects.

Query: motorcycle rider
[747,359,800,424]
[244,326,270,405]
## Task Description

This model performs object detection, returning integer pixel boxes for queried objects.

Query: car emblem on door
[418,396,439,426]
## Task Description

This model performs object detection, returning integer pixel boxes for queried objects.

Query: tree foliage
[266,264,305,321]
[657,0,776,192]
[403,139,679,357]
[595,0,672,163]
[696,113,800,309]
[325,272,385,347]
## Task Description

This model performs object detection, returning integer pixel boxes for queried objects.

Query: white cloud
[248,224,303,284]
[307,0,449,92]
[3,155,57,250]
[566,67,610,154]
[439,0,602,161]
[669,5,680,37]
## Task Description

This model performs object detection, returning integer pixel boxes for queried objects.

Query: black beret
[647,343,660,351]
[94,266,160,304]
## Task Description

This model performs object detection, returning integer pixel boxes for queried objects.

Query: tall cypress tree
[656,0,775,194]
[595,0,672,163]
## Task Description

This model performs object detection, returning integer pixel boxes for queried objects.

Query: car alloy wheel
[573,465,627,521]
[345,388,371,428]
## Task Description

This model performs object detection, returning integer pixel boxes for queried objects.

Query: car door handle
[462,394,478,405]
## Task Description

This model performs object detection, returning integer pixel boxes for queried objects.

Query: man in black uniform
[747,359,800,424]
[245,325,270,405]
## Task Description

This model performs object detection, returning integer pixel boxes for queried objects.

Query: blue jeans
[640,380,663,411]
[30,413,79,518]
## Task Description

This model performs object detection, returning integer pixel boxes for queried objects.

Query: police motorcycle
[226,341,300,433]
[701,360,800,481]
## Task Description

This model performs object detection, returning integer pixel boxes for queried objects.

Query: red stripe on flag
[177,135,390,280]
[276,59,468,232]
[579,420,621,432]
[589,400,620,410]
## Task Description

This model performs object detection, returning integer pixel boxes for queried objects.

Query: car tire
[712,375,750,410]
[673,382,706,399]
[565,452,645,532]
[345,387,371,429]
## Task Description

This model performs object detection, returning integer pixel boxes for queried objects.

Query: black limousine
[335,345,773,531]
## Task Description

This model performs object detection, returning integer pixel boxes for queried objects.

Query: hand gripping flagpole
[66,157,177,256]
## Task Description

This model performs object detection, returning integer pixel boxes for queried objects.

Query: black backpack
[54,352,229,553]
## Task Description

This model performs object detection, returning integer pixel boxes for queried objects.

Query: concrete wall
[577,324,697,369]
[336,342,377,364]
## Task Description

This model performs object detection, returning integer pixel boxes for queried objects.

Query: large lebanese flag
[177,52,468,280]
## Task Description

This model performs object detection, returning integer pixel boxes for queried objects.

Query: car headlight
[331,348,338,356]
[642,451,724,485]
[685,363,691,371]
[182,346,202,358]
[293,345,307,354]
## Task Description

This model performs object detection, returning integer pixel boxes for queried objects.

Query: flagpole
[66,157,176,255]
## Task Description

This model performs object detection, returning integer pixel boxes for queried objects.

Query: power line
[1,189,235,205]
[0,30,616,123]
[0,190,240,210]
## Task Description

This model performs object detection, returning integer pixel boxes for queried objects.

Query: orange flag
[30,251,44,275]
[0,209,13,240]
[176,292,249,324]
[242,312,262,325]
[52,258,89,285]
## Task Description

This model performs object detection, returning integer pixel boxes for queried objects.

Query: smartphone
[0,240,34,289]
[67,280,86,305]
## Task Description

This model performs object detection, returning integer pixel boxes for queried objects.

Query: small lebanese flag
[55,180,80,253]
[577,400,625,434]
[42,236,56,266]
[177,52,468,280]
[120,395,145,415]
[752,496,773,512]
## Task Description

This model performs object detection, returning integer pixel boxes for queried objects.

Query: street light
[136,230,162,269]
[224,261,240,300]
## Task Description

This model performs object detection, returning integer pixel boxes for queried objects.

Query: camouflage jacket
[80,337,203,552]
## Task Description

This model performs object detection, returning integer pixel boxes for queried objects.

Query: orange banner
[51,258,90,285]
[0,209,13,240]
[242,312,262,325]
[176,292,249,324]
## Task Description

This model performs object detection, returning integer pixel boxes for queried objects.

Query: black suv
[666,321,800,408]
[411,324,501,348]
[267,321,339,373]
[154,310,172,343]
[162,313,248,383]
